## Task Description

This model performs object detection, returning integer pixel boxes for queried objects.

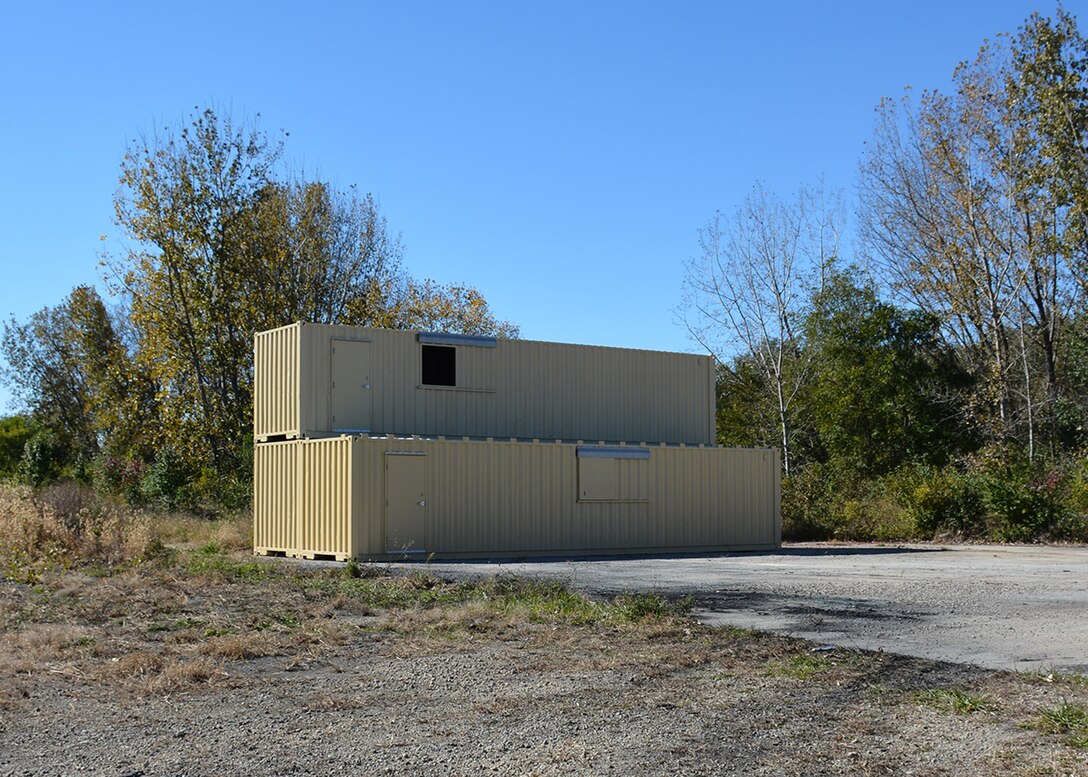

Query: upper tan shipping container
[254,435,780,560]
[254,323,717,445]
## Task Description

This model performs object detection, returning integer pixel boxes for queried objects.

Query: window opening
[421,345,456,386]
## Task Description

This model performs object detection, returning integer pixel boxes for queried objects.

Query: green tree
[105,106,517,487]
[803,271,973,476]
[1,286,151,478]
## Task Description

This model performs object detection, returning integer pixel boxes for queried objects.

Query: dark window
[421,345,456,386]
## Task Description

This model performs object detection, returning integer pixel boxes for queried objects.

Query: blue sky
[0,0,1080,412]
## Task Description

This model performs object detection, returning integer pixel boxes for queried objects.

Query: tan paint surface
[255,323,716,445]
[384,454,428,553]
[332,339,372,432]
[255,436,780,560]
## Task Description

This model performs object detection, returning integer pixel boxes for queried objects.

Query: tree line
[1,108,516,510]
[683,9,1088,542]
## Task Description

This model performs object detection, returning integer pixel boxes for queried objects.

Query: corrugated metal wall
[254,323,716,445]
[253,324,300,441]
[298,437,353,559]
[256,436,779,560]
[254,440,297,555]
[254,437,353,560]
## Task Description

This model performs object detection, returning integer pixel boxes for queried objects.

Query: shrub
[886,466,986,538]
[783,462,915,542]
[781,463,835,540]
[139,447,189,510]
[92,450,146,505]
[17,431,62,487]
[0,415,33,477]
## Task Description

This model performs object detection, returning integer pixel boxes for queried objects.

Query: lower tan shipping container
[254,436,781,561]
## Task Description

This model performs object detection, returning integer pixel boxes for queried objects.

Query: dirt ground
[1,553,1087,776]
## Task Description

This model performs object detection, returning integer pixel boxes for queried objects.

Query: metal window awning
[576,446,651,459]
[418,332,498,348]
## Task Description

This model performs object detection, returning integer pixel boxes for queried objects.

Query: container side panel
[276,324,715,444]
[297,438,351,557]
[253,440,298,554]
[254,324,301,440]
[350,437,778,558]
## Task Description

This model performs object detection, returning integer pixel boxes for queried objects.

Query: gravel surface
[405,543,1088,672]
[1,553,1086,776]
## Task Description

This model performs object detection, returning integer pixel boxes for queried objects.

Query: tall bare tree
[682,184,842,475]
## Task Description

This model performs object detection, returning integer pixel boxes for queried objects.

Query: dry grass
[0,483,151,579]
[108,650,166,679]
[375,601,529,639]
[0,624,102,675]
[151,511,251,552]
[200,632,281,660]
[141,656,229,694]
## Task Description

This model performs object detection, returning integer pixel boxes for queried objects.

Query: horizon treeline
[681,9,1088,542]
[0,108,517,511]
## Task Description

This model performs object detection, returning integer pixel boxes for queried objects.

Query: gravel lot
[1,548,1086,776]
[404,543,1088,673]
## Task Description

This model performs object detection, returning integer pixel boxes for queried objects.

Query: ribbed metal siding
[260,324,716,444]
[254,437,352,559]
[254,440,298,554]
[349,437,779,557]
[254,324,301,441]
[298,437,352,559]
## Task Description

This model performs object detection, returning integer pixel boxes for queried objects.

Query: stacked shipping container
[253,323,780,560]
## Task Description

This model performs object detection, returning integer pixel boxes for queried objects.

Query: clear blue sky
[1,0,1079,412]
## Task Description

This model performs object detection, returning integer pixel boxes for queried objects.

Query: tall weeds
[0,482,151,579]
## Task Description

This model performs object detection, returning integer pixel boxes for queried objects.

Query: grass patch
[914,688,995,715]
[1034,703,1088,747]
[180,549,267,581]
[151,512,251,552]
[767,652,835,680]
[611,592,693,622]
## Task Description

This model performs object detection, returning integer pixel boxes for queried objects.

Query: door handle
[417,500,426,507]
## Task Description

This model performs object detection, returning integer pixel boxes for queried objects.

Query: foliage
[373,278,521,338]
[1,286,155,481]
[0,107,516,511]
[0,415,33,478]
[18,431,64,488]
[781,462,915,542]
[887,466,987,538]
[858,9,1088,454]
[722,10,1088,544]
[803,270,973,476]
[138,447,189,510]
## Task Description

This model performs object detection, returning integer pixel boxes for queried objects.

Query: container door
[385,454,427,554]
[332,339,372,432]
